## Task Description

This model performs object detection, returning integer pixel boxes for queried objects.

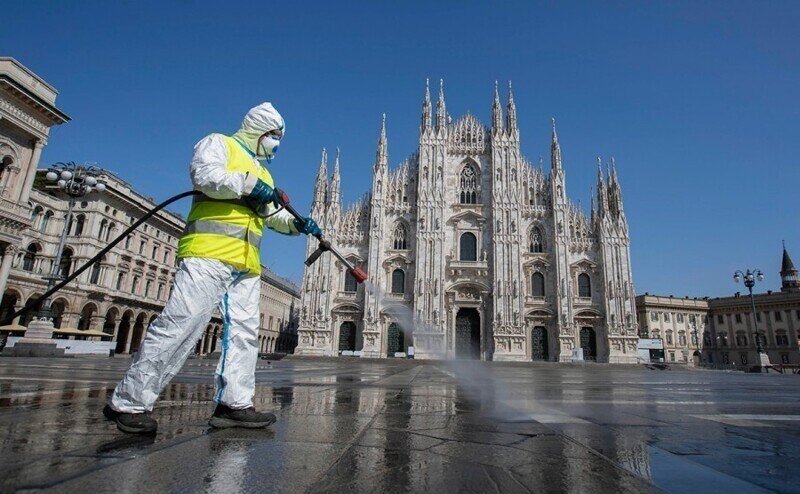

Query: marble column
[0,245,18,298]
[18,140,45,204]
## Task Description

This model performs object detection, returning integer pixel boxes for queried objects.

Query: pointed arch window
[529,227,544,253]
[459,232,477,261]
[531,272,545,297]
[391,269,405,294]
[578,273,591,298]
[392,223,407,250]
[344,270,358,293]
[459,164,479,204]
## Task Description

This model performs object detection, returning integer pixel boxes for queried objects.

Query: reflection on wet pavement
[1,357,798,493]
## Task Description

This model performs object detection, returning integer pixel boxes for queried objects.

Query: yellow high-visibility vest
[177,134,273,273]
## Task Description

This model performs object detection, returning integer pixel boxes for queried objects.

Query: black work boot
[209,404,276,429]
[103,404,158,434]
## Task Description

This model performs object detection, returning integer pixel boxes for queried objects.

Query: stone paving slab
[0,357,798,492]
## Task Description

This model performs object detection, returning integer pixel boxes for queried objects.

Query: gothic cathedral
[295,81,639,363]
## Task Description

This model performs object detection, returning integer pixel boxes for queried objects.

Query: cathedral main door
[338,322,357,352]
[579,327,597,361]
[387,322,404,356]
[455,308,480,359]
[531,326,548,361]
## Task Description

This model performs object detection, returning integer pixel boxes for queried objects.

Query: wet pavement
[1,357,799,493]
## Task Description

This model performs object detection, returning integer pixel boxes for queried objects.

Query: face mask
[257,135,281,162]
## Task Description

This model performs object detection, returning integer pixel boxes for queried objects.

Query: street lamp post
[33,162,107,324]
[733,269,771,372]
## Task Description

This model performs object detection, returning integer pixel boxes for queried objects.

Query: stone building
[0,169,300,355]
[296,81,639,362]
[635,294,709,364]
[0,57,69,296]
[636,245,800,367]
[703,246,800,366]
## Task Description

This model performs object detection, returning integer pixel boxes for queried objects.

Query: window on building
[132,276,140,294]
[459,164,479,204]
[391,269,405,294]
[58,248,73,277]
[106,223,115,242]
[40,211,53,233]
[670,351,676,362]
[774,311,783,322]
[531,272,545,297]
[98,219,108,240]
[392,224,407,250]
[689,314,697,324]
[776,332,789,346]
[145,280,151,298]
[73,214,86,236]
[459,232,477,261]
[665,332,673,345]
[90,262,102,284]
[163,250,170,264]
[756,312,762,322]
[736,333,748,346]
[529,227,544,253]
[578,273,591,298]
[22,244,38,272]
[269,316,274,330]
[678,332,687,346]
[650,312,658,322]
[152,245,159,260]
[139,240,146,255]
[735,313,742,324]
[344,270,358,293]
[719,332,728,346]
[677,314,684,323]
[717,314,724,324]
[664,312,671,322]
[116,272,125,290]
[703,331,712,346]
[796,310,800,320]
[157,283,164,300]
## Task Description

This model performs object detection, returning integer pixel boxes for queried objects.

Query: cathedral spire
[375,113,388,170]
[550,117,562,173]
[312,147,328,210]
[328,147,342,211]
[506,81,518,134]
[781,241,800,292]
[596,156,607,215]
[491,80,503,132]
[436,79,447,131]
[421,78,432,134]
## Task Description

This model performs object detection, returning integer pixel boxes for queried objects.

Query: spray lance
[271,188,368,284]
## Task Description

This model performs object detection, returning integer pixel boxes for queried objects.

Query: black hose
[0,190,201,327]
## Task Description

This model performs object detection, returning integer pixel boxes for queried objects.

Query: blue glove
[294,217,322,237]
[248,179,275,205]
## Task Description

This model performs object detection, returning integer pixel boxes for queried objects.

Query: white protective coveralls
[111,103,299,413]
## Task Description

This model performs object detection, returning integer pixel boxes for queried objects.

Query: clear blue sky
[3,1,798,296]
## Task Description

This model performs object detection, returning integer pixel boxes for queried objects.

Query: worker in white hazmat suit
[104,103,321,434]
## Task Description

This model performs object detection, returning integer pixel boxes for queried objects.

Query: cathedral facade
[295,81,639,363]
